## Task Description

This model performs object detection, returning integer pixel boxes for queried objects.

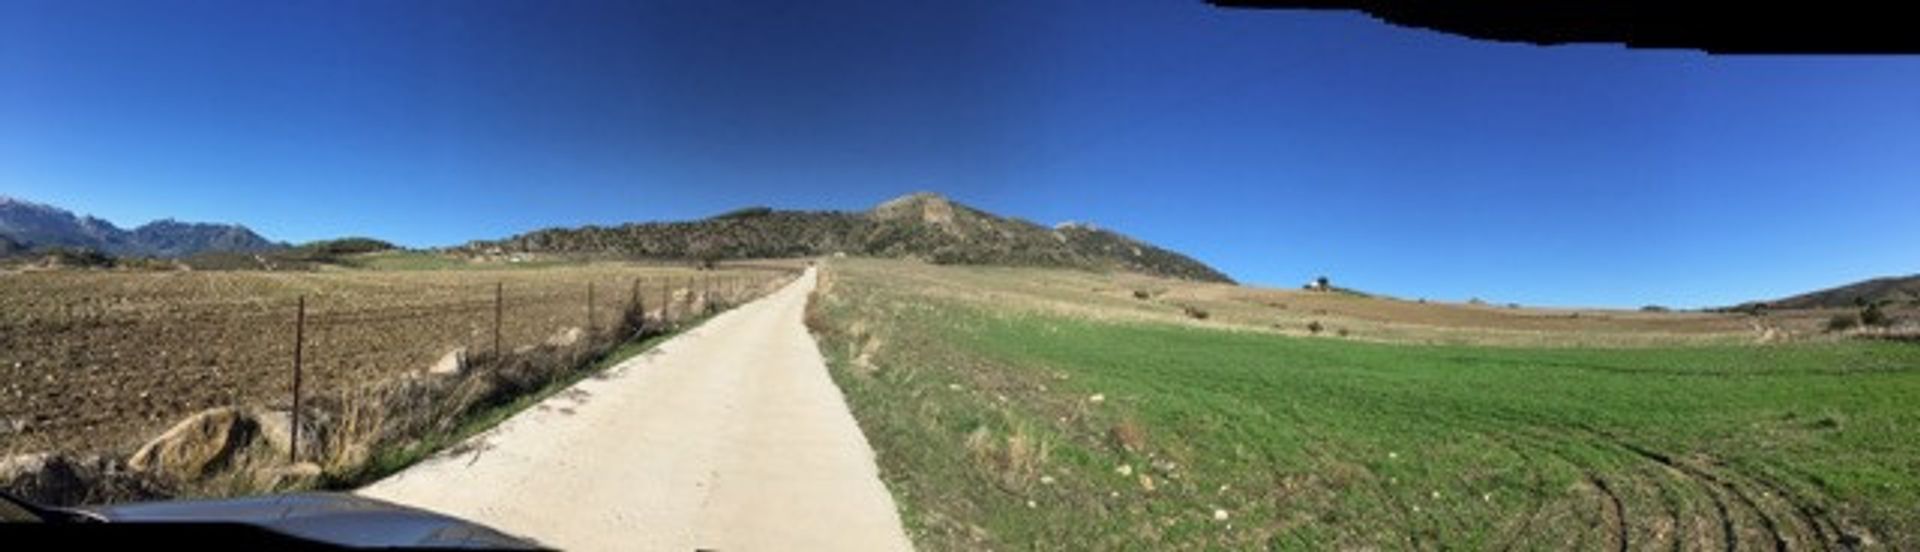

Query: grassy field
[809,258,1920,550]
[0,259,794,456]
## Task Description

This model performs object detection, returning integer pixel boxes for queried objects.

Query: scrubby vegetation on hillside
[461,193,1234,283]
[1731,274,1920,311]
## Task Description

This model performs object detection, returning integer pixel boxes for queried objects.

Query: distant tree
[1827,313,1861,332]
[1640,305,1671,313]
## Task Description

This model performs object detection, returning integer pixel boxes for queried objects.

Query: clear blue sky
[3,1,1916,308]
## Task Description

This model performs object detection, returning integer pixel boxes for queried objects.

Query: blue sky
[2,1,1916,308]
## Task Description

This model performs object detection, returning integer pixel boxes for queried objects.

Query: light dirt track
[359,268,913,551]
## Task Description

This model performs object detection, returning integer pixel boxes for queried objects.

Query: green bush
[1861,303,1891,327]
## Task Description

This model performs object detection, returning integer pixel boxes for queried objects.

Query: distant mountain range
[463,192,1235,283]
[0,195,282,258]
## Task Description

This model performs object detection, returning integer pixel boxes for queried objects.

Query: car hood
[82,492,540,549]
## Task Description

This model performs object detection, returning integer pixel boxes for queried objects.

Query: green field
[811,261,1920,550]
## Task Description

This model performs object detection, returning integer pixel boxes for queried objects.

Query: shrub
[1132,290,1151,300]
[1827,313,1860,332]
[1861,303,1891,327]
[1336,327,1350,337]
[1108,420,1148,453]
[1181,305,1209,320]
[1307,321,1324,335]
[40,247,115,269]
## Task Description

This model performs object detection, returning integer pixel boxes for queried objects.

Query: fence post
[587,281,596,337]
[290,294,305,464]
[660,278,671,323]
[494,282,504,361]
[630,276,644,334]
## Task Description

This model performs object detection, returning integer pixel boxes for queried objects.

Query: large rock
[0,453,87,505]
[249,408,324,463]
[428,347,468,376]
[0,453,164,506]
[127,407,261,481]
[546,327,584,347]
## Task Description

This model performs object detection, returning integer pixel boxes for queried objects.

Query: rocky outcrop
[428,347,469,376]
[126,407,261,481]
[0,453,165,506]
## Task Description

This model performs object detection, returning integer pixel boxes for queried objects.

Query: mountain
[1744,275,1920,310]
[465,193,1234,283]
[0,196,282,258]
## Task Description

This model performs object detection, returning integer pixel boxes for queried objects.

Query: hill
[0,195,282,258]
[1747,274,1920,310]
[463,193,1234,282]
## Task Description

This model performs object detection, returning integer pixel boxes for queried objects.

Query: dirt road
[359,268,913,551]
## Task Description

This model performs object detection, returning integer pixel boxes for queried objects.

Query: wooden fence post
[291,294,305,463]
[494,282,504,361]
[641,276,656,331]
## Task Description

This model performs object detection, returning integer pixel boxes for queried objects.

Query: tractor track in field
[1454,407,1847,551]
[1575,425,1828,551]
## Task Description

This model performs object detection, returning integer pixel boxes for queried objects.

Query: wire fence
[0,266,800,457]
